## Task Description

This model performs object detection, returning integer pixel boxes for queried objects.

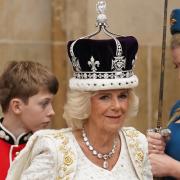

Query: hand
[147,131,165,154]
[149,153,180,178]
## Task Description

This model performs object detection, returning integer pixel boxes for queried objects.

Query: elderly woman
[6,35,152,180]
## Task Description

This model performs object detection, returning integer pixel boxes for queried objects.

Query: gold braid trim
[53,131,76,180]
[123,129,144,168]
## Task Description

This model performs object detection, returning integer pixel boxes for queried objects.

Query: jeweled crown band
[74,70,133,79]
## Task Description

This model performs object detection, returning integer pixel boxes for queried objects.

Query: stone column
[51,0,67,128]
[51,0,87,128]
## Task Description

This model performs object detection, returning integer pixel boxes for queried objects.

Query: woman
[147,9,180,179]
[7,36,152,180]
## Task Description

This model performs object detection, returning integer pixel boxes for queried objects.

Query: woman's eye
[99,95,110,100]
[118,93,128,99]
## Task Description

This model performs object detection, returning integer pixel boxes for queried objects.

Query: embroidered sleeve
[20,136,58,180]
[122,127,153,180]
[6,129,77,180]
[128,129,153,179]
[141,135,153,180]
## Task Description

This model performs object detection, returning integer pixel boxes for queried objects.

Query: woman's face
[89,89,130,132]
[172,47,180,79]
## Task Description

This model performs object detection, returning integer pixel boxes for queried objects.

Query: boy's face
[20,89,55,132]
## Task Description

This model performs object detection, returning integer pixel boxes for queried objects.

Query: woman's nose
[111,99,121,110]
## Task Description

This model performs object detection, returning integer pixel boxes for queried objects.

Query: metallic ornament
[96,0,106,14]
[96,0,107,24]
[82,128,117,169]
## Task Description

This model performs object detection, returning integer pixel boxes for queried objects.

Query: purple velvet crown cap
[67,36,139,91]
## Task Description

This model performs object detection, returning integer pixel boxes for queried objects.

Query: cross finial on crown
[96,0,107,25]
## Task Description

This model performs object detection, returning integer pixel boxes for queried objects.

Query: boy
[0,61,59,179]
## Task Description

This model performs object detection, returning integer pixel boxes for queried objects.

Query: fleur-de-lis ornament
[88,56,100,72]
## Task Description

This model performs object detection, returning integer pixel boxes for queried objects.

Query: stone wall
[0,0,52,69]
[0,0,52,116]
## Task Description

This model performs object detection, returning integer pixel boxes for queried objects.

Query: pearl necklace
[82,128,117,169]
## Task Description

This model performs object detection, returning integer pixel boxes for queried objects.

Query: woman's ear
[9,98,24,114]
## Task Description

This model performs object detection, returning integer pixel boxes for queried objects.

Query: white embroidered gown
[6,127,153,180]
[73,131,139,180]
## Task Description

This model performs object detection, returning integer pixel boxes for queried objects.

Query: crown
[170,9,180,35]
[67,0,139,91]
[67,36,138,91]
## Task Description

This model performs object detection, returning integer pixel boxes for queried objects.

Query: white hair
[63,89,139,129]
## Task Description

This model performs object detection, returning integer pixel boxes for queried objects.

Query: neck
[83,123,119,153]
[3,114,28,138]
[82,125,120,169]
